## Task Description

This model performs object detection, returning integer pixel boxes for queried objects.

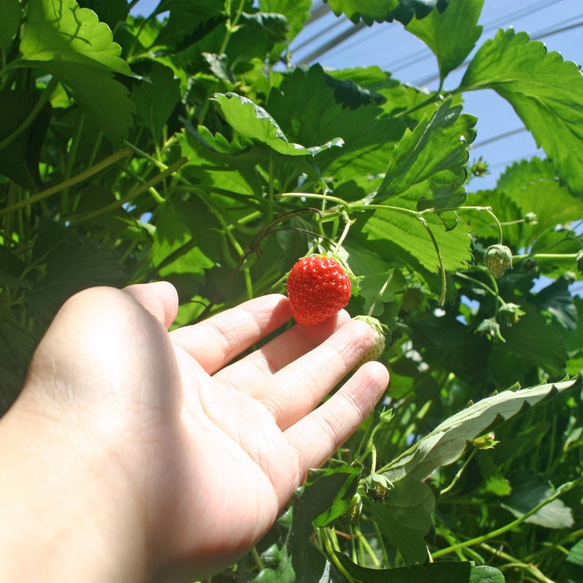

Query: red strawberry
[286,256,351,325]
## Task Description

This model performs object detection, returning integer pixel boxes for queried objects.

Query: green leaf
[496,159,583,248]
[382,376,582,484]
[151,200,216,285]
[289,465,359,582]
[325,0,449,25]
[390,0,450,25]
[533,275,578,331]
[567,540,583,583]
[212,92,344,156]
[363,479,435,565]
[463,189,523,247]
[0,90,52,190]
[460,29,583,194]
[325,0,399,24]
[0,0,20,56]
[293,462,362,534]
[25,220,126,323]
[362,203,472,273]
[501,470,574,529]
[267,65,404,174]
[19,0,135,141]
[39,61,134,142]
[259,0,311,61]
[491,305,568,374]
[498,159,582,231]
[153,0,225,51]
[469,566,505,583]
[406,0,484,83]
[20,0,132,74]
[132,62,181,142]
[376,99,476,200]
[345,240,407,316]
[333,555,503,583]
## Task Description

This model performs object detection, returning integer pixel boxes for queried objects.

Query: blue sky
[131,0,583,191]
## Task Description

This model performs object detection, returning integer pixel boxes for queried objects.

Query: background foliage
[1,0,582,581]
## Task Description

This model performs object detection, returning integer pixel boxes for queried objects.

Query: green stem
[69,157,187,226]
[419,215,447,305]
[514,253,580,261]
[321,528,356,583]
[481,543,556,583]
[394,89,442,118]
[0,147,134,219]
[62,112,85,213]
[250,546,264,572]
[440,449,476,495]
[457,205,504,244]
[268,150,275,221]
[367,270,394,317]
[454,271,499,302]
[433,481,579,559]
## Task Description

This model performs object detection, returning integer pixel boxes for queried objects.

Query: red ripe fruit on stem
[287,256,351,325]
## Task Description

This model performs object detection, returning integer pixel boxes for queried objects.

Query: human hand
[0,282,389,582]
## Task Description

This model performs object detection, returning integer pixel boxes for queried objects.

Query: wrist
[0,397,151,582]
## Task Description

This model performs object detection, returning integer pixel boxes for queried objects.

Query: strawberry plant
[1,0,583,581]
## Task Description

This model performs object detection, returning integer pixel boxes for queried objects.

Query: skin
[0,281,389,582]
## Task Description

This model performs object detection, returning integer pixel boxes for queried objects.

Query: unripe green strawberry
[352,315,387,370]
[497,302,525,327]
[286,256,351,325]
[484,244,513,279]
[335,493,362,531]
[363,473,393,502]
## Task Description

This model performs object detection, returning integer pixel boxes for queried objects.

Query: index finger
[169,295,291,374]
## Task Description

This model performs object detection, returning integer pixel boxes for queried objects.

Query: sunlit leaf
[362,202,472,273]
[376,98,476,200]
[461,29,583,194]
[496,158,583,247]
[212,92,344,156]
[20,0,132,74]
[19,0,135,141]
[406,0,484,82]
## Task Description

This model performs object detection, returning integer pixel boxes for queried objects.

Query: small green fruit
[484,244,513,279]
[335,494,362,530]
[352,315,387,370]
[497,302,525,327]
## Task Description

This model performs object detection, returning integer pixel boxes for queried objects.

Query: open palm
[19,282,389,581]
